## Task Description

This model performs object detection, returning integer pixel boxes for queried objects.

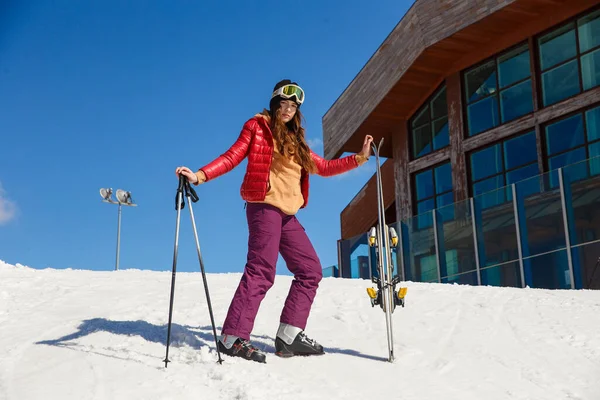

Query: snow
[1,259,599,400]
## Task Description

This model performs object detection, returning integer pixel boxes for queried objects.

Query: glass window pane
[467,96,499,136]
[412,124,432,158]
[538,23,577,70]
[434,163,452,194]
[412,106,430,128]
[473,175,505,196]
[415,170,434,201]
[465,60,497,103]
[474,187,519,269]
[526,251,571,289]
[549,147,588,185]
[500,79,533,123]
[470,144,502,181]
[498,45,531,88]
[564,165,600,247]
[545,114,584,156]
[541,59,581,106]
[436,192,455,221]
[578,9,600,54]
[506,163,539,185]
[432,117,449,150]
[581,48,600,91]
[431,87,447,119]
[503,131,537,170]
[586,105,600,142]
[480,262,522,288]
[417,198,435,215]
[437,192,454,206]
[588,142,600,176]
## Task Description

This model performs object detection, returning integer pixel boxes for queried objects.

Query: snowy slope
[1,259,599,400]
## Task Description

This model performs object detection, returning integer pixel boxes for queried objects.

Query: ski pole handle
[184,181,200,203]
[175,175,187,210]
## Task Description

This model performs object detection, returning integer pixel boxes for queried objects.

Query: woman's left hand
[359,135,374,159]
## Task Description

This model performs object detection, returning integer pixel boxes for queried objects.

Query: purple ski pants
[221,203,323,340]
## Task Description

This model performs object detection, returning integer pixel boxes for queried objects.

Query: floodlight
[116,189,132,204]
[100,188,113,201]
[99,186,137,271]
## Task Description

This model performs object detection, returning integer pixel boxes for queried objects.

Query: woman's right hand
[175,166,204,185]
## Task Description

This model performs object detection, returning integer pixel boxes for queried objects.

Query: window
[410,85,449,159]
[544,104,600,186]
[464,44,533,136]
[413,162,453,216]
[469,131,539,206]
[538,8,600,106]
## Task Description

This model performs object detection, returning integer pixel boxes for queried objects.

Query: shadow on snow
[36,319,387,362]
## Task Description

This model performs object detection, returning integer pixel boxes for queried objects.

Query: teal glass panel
[431,87,447,119]
[405,212,438,282]
[541,59,581,106]
[506,163,539,186]
[516,172,566,257]
[549,147,588,188]
[586,106,600,142]
[538,24,577,70]
[474,176,507,208]
[471,144,502,181]
[413,124,432,158]
[578,9,600,53]
[545,114,584,156]
[432,117,449,150]
[581,48,600,91]
[438,199,477,279]
[524,250,571,289]
[434,163,452,194]
[322,265,338,278]
[500,79,533,122]
[465,60,497,103]
[467,96,499,136]
[480,262,521,287]
[350,247,371,279]
[588,143,600,175]
[474,185,519,267]
[417,198,435,214]
[549,148,587,173]
[572,242,600,289]
[417,199,435,230]
[437,192,455,221]
[503,131,537,170]
[563,158,600,246]
[446,271,479,285]
[498,45,531,88]
[415,169,433,200]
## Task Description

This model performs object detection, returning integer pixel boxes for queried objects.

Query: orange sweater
[254,143,305,215]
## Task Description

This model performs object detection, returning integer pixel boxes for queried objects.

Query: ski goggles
[272,84,305,104]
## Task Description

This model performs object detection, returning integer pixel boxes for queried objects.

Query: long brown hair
[263,104,317,174]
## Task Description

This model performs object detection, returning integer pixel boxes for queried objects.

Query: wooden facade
[327,0,600,241]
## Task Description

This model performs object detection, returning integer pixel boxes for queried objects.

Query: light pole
[100,188,137,271]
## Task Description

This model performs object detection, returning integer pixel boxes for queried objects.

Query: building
[322,0,600,290]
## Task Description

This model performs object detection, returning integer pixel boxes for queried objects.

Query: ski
[365,138,408,363]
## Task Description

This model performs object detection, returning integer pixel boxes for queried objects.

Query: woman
[175,79,373,363]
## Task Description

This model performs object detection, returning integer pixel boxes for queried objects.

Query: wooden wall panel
[446,72,468,203]
[393,122,412,221]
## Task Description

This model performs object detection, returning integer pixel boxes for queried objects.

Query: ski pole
[183,179,223,364]
[164,175,186,368]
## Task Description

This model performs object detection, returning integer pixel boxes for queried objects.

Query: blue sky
[0,1,414,274]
